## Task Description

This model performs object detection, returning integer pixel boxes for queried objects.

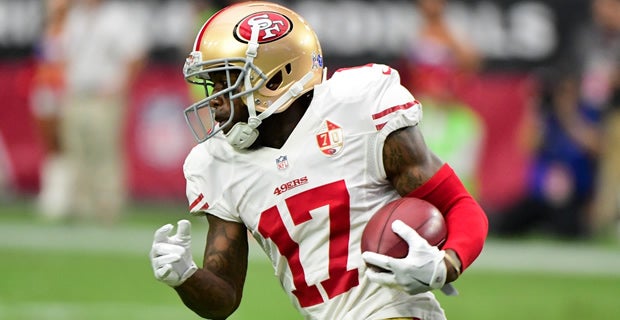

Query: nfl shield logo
[316,120,344,156]
[276,155,289,170]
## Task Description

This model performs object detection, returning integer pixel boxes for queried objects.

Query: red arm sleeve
[406,163,488,271]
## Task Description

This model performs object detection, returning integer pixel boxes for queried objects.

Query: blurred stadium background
[0,0,619,319]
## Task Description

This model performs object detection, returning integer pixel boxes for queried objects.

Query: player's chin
[212,107,229,123]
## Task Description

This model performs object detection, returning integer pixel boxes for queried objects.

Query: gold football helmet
[183,1,324,148]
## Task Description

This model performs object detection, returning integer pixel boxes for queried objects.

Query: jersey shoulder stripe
[372,100,420,130]
[189,193,210,212]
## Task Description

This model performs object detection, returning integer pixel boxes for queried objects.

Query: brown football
[361,197,447,261]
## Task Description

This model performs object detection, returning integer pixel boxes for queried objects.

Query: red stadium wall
[0,59,44,193]
[455,73,535,211]
[0,62,194,200]
[0,61,533,210]
[123,64,195,200]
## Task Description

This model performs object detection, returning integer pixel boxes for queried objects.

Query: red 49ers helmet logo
[235,11,292,43]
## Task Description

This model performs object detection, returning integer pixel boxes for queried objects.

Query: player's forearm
[441,194,488,271]
[174,269,242,319]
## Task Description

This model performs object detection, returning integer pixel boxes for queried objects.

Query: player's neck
[255,91,313,149]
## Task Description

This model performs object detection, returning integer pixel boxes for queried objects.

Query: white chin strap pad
[226,122,259,149]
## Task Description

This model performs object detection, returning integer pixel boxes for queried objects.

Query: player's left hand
[150,220,198,287]
[362,220,447,295]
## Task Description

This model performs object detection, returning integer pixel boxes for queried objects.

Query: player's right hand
[362,220,447,295]
[150,220,198,287]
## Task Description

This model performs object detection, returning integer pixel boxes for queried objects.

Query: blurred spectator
[29,0,71,220]
[60,0,149,225]
[404,0,481,76]
[492,71,602,239]
[415,68,485,195]
[570,0,620,237]
[592,79,620,237]
[570,0,620,110]
[402,0,484,194]
[592,76,620,238]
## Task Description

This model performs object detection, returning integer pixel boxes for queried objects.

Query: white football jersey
[184,64,446,320]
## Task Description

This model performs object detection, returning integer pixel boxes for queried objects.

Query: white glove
[150,219,198,287]
[362,220,447,295]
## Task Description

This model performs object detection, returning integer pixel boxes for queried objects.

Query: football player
[149,1,488,319]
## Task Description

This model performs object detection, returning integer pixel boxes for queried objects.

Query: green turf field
[1,199,619,320]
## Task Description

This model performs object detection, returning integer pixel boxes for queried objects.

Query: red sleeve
[406,164,488,271]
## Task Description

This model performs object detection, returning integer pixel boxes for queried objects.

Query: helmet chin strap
[226,24,316,149]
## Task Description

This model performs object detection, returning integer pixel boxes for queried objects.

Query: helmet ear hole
[285,63,292,74]
[266,70,283,91]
